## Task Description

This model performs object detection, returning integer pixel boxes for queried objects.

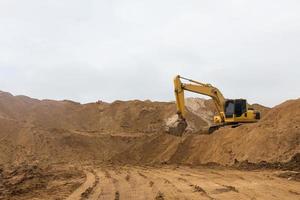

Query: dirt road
[67,165,300,200]
[66,170,96,200]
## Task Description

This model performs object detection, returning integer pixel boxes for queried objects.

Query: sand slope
[0,91,298,168]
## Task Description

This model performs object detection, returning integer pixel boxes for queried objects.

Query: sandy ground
[67,165,300,200]
[1,92,299,200]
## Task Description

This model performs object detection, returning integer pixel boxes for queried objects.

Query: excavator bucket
[167,119,188,137]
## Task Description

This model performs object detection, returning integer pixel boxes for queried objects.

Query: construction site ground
[0,91,299,199]
[74,165,300,200]
[1,163,300,200]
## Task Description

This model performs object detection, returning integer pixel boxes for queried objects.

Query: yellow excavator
[168,75,261,136]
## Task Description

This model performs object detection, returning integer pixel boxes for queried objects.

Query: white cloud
[0,0,299,106]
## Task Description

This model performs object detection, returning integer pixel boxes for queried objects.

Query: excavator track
[168,122,242,137]
[208,123,241,134]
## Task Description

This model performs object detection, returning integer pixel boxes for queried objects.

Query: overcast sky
[0,0,299,107]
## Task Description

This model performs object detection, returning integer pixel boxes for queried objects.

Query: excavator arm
[168,75,226,136]
[174,75,226,121]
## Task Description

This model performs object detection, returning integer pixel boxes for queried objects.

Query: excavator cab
[223,99,260,122]
[224,99,247,118]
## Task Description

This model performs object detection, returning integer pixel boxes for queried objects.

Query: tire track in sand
[128,168,159,200]
[95,169,118,200]
[107,168,135,199]
[66,170,96,200]
[141,167,189,200]
[154,168,216,200]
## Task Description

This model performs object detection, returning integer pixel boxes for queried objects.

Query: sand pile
[0,91,207,134]
[189,99,299,165]
[0,164,85,200]
[0,91,298,169]
[115,99,299,166]
[0,92,209,164]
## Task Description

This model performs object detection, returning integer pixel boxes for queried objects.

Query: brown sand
[0,91,299,199]
[0,91,298,166]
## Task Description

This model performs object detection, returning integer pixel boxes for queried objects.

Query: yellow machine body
[169,75,260,136]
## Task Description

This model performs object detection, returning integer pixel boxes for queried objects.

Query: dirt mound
[250,103,270,118]
[0,92,210,165]
[0,164,85,200]
[0,91,298,170]
[167,99,300,165]
[233,153,300,171]
[0,92,208,135]
[112,99,299,166]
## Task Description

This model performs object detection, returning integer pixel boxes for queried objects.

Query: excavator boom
[174,75,226,121]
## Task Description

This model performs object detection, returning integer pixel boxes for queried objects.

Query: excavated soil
[66,165,300,200]
[0,91,299,199]
[0,164,85,200]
